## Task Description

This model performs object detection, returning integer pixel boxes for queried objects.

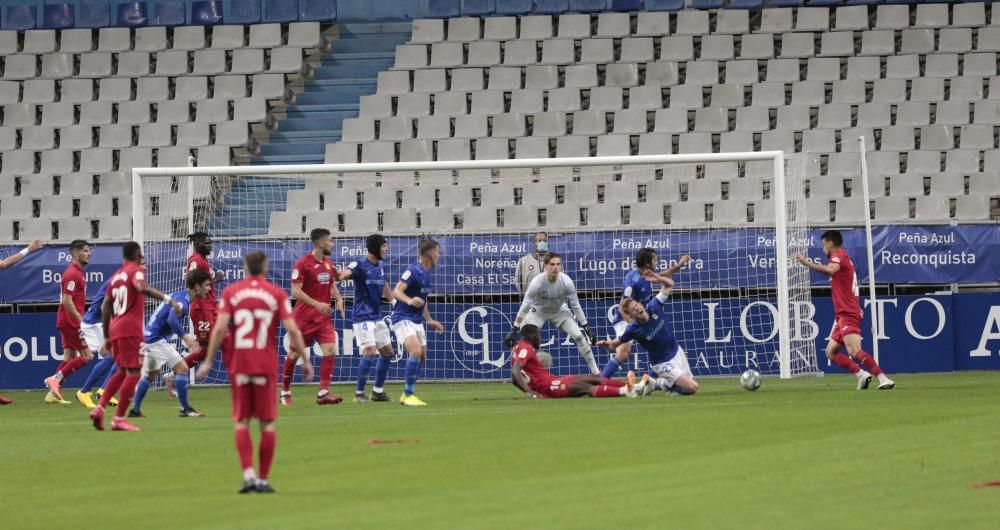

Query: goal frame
[132,150,799,379]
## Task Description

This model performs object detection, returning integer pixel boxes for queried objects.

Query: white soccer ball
[740,369,762,391]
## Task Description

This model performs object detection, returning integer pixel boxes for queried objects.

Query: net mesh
[139,155,820,385]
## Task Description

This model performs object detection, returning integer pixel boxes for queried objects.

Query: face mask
[536,241,548,253]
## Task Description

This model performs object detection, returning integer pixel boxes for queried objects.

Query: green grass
[3,373,1000,530]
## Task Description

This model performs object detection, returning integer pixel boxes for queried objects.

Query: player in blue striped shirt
[338,234,397,403]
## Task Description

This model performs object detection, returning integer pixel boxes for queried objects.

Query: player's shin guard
[80,356,114,393]
[234,426,254,474]
[175,373,191,410]
[831,353,862,374]
[403,356,420,396]
[115,374,140,419]
[373,355,390,392]
[573,335,599,374]
[281,357,296,392]
[853,351,883,377]
[590,385,624,398]
[356,355,374,393]
[259,430,276,481]
[319,356,335,392]
[131,376,151,413]
[99,369,125,407]
[600,357,621,381]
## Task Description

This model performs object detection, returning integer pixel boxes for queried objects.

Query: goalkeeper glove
[503,326,520,347]
[582,324,597,345]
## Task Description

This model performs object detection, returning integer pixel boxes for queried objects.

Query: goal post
[133,151,821,385]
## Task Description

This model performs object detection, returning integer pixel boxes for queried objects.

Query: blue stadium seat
[845,0,879,4]
[462,0,496,15]
[688,0,724,9]
[428,0,461,17]
[191,0,223,24]
[727,0,762,8]
[41,4,75,29]
[225,0,261,23]
[77,2,111,28]
[152,1,186,25]
[3,5,36,30]
[534,0,569,14]
[300,0,337,21]
[610,0,643,10]
[806,0,842,6]
[645,0,684,10]
[496,0,532,13]
[769,0,805,7]
[570,0,609,11]
[263,0,298,22]
[116,2,148,27]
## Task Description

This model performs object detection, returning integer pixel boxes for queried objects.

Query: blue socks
[132,376,151,413]
[100,364,119,391]
[356,355,374,393]
[374,355,389,391]
[175,373,191,410]
[600,357,621,380]
[403,356,420,396]
[80,356,114,393]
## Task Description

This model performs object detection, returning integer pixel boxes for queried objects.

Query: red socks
[99,369,125,407]
[853,351,883,376]
[184,350,207,368]
[590,385,622,398]
[603,379,627,389]
[281,357,296,392]
[115,374,140,418]
[831,353,861,374]
[235,426,254,471]
[59,356,88,378]
[319,356,335,392]
[259,430,276,480]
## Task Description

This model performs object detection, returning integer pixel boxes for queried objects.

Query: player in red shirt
[196,251,307,494]
[90,242,184,431]
[43,240,94,404]
[280,228,345,406]
[0,239,44,405]
[511,325,638,399]
[796,230,895,390]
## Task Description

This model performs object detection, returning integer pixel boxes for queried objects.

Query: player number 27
[233,309,274,349]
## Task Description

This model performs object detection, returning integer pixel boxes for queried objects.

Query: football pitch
[2,372,999,530]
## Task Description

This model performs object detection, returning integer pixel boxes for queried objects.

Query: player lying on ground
[511,325,638,399]
[0,239,43,405]
[197,251,308,494]
[597,274,700,397]
[337,234,396,403]
[504,252,601,375]
[601,247,691,382]
[795,230,895,390]
[281,228,343,406]
[129,269,213,418]
[391,239,445,407]
[45,240,95,404]
[91,242,184,432]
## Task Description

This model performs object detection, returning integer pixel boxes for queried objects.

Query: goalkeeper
[504,252,600,375]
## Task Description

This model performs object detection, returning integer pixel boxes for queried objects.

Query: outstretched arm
[0,240,43,269]
[513,281,538,327]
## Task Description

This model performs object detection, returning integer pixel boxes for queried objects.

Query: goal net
[135,152,821,386]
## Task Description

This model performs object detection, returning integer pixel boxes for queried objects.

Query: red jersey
[828,248,861,317]
[511,340,554,395]
[187,252,216,302]
[56,261,86,329]
[291,253,336,324]
[218,276,292,376]
[107,261,147,339]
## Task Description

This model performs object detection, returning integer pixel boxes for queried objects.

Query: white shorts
[392,320,427,348]
[80,322,105,354]
[649,347,692,388]
[523,308,582,338]
[353,320,391,351]
[140,340,185,376]
[613,321,629,339]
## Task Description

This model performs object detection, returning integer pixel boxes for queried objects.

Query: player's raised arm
[663,254,692,277]
[0,239,43,269]
[794,251,841,276]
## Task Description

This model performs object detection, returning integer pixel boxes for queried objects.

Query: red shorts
[830,313,863,345]
[111,336,143,369]
[58,326,86,352]
[539,376,577,399]
[298,319,337,347]
[231,374,277,422]
[189,301,218,345]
